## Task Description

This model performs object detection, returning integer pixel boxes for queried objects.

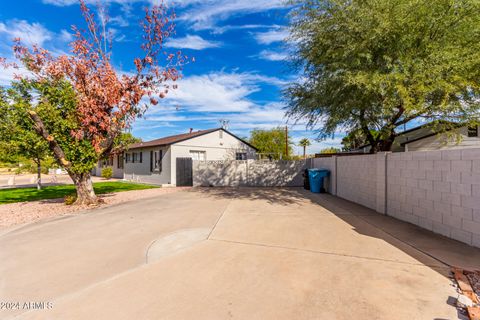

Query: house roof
[128,128,258,151]
[353,121,461,151]
[400,121,464,146]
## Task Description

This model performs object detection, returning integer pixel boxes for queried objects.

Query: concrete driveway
[1,188,479,320]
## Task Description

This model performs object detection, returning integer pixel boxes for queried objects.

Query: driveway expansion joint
[207,238,450,269]
[207,198,232,240]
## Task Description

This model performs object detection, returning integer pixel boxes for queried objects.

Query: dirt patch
[467,271,480,300]
[0,187,188,229]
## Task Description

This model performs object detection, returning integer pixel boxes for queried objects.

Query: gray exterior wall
[123,146,171,185]
[93,154,124,179]
[193,160,307,187]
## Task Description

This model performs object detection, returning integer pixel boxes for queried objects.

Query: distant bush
[101,167,113,179]
[64,195,77,205]
[15,163,34,174]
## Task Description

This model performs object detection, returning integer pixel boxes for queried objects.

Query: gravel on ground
[466,271,480,300]
[0,187,188,229]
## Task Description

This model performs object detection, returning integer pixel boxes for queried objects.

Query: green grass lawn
[0,181,158,204]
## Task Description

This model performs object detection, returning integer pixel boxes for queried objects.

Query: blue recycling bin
[308,169,330,193]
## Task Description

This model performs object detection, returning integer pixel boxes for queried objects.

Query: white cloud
[0,63,32,86]
[164,72,260,112]
[59,29,74,42]
[108,28,128,42]
[254,28,288,45]
[257,50,288,61]
[42,0,288,32]
[42,0,77,5]
[42,0,139,5]
[164,35,221,50]
[130,71,289,133]
[211,24,273,35]
[174,0,285,30]
[110,15,130,27]
[0,20,53,47]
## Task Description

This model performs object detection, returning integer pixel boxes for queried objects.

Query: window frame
[189,150,206,161]
[468,125,478,137]
[235,152,247,160]
[117,154,124,169]
[151,149,163,172]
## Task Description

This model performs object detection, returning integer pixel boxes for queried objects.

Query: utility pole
[285,126,289,158]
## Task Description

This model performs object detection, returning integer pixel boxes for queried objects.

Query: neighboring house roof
[353,121,462,152]
[399,122,465,146]
[128,128,259,151]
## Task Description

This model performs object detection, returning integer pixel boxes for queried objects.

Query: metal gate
[176,157,193,186]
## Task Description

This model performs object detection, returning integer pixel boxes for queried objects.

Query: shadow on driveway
[193,186,480,274]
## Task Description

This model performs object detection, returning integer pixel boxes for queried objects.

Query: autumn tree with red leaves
[0,1,186,204]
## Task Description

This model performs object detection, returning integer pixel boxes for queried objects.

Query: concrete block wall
[312,157,337,195]
[387,149,480,247]
[336,155,379,211]
[312,149,480,248]
[193,160,307,187]
[193,160,247,187]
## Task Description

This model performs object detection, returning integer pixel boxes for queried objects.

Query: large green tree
[0,87,51,190]
[286,0,480,153]
[249,127,293,160]
[1,1,184,204]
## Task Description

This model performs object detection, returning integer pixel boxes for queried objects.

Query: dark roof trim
[400,132,439,146]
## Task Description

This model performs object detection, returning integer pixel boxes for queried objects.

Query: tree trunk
[369,143,379,154]
[36,159,42,190]
[303,146,306,159]
[379,132,396,152]
[70,173,98,205]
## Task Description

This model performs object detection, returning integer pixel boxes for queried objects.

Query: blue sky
[0,0,344,154]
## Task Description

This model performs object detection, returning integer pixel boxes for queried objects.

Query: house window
[468,125,478,137]
[132,152,137,163]
[151,150,162,172]
[190,150,206,161]
[139,151,143,163]
[236,152,247,160]
[117,154,124,169]
[102,157,113,167]
[125,153,130,163]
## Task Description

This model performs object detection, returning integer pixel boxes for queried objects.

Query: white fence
[193,159,308,187]
[313,149,480,248]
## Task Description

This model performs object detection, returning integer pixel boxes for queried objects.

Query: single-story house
[93,128,258,186]
[353,122,480,153]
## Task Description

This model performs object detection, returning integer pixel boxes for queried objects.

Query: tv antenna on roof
[219,119,230,130]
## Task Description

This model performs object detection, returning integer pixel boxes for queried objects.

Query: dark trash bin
[308,169,330,193]
[303,168,310,190]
